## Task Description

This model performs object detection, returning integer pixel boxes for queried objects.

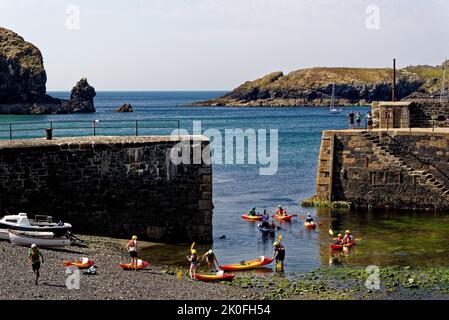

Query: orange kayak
[241,214,262,221]
[119,259,150,270]
[331,241,355,250]
[219,256,274,271]
[272,214,295,221]
[194,272,235,282]
[64,257,95,269]
[304,221,317,229]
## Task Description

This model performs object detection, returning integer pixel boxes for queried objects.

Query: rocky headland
[0,27,95,114]
[193,62,449,107]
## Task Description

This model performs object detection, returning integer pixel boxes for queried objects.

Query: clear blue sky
[1,0,448,91]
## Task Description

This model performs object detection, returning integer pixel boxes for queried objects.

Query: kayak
[219,256,274,271]
[64,257,95,269]
[272,214,295,221]
[257,223,271,232]
[119,259,150,270]
[242,214,262,221]
[330,241,355,250]
[304,221,317,229]
[194,272,235,282]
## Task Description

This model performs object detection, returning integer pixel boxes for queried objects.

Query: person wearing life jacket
[187,249,198,280]
[28,244,44,285]
[202,249,219,272]
[305,214,314,223]
[248,207,257,216]
[334,234,344,245]
[276,205,286,217]
[272,240,286,272]
[261,209,270,228]
[343,230,353,244]
[126,235,138,270]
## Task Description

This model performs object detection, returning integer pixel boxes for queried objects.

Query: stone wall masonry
[317,129,449,211]
[0,136,213,242]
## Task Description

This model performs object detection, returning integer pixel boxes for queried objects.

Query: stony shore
[2,235,449,300]
[0,236,247,300]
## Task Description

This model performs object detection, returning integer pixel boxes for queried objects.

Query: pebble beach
[0,236,248,300]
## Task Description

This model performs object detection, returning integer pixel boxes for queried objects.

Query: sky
[1,0,449,91]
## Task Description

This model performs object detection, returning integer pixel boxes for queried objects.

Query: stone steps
[361,132,449,200]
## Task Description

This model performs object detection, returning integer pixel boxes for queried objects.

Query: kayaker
[333,234,344,245]
[305,214,314,223]
[126,235,138,270]
[28,244,44,285]
[343,230,353,244]
[248,207,257,217]
[272,240,285,272]
[276,205,286,217]
[187,249,198,280]
[202,249,219,272]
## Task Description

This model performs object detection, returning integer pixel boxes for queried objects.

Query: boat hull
[8,230,71,249]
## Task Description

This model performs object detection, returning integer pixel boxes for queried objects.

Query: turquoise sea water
[2,92,449,272]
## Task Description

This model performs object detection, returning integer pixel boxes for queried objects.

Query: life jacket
[128,240,137,252]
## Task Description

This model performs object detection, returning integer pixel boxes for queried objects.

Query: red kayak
[241,214,263,221]
[272,214,295,221]
[330,241,355,250]
[304,221,316,229]
[219,256,274,271]
[119,259,150,270]
[194,272,235,282]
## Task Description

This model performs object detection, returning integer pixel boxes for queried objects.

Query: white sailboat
[329,84,342,114]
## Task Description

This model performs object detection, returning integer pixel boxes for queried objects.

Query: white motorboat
[8,229,71,249]
[329,83,342,114]
[0,213,71,240]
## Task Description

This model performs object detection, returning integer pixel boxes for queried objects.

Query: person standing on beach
[187,249,198,280]
[126,235,138,270]
[356,112,362,129]
[28,244,44,285]
[202,249,219,272]
[348,111,355,129]
[366,111,373,130]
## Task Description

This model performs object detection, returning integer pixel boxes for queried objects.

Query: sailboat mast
[440,59,447,103]
[330,84,335,110]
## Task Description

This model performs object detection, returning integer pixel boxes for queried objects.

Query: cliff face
[0,27,95,114]
[194,63,448,107]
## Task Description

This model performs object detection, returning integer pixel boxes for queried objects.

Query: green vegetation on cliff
[194,61,449,107]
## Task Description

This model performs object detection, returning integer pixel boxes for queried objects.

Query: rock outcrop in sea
[0,27,96,114]
[115,103,133,112]
[193,63,449,107]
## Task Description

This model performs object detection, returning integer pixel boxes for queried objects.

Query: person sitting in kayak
[202,249,219,272]
[305,214,314,223]
[248,207,257,216]
[343,230,353,244]
[187,249,198,280]
[272,240,285,272]
[126,235,138,270]
[276,205,286,217]
[333,234,344,245]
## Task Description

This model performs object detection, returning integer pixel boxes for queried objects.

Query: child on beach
[202,249,219,272]
[273,236,285,272]
[126,235,138,270]
[187,249,198,280]
[28,244,44,285]
[356,112,362,129]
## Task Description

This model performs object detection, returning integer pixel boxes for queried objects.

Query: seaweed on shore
[301,196,351,209]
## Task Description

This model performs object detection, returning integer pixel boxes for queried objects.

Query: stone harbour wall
[0,136,213,242]
[317,129,449,211]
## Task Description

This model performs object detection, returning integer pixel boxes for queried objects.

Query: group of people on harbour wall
[348,111,373,130]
